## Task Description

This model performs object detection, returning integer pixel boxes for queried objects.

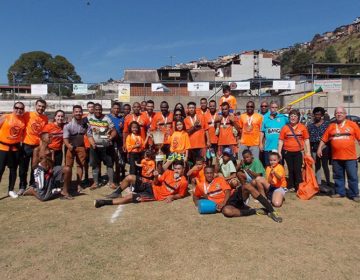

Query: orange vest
[0,113,26,151]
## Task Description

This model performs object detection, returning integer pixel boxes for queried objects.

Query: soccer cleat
[268,211,283,223]
[255,208,267,216]
[9,191,18,198]
[94,200,105,208]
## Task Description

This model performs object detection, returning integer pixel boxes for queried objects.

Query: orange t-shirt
[0,113,26,151]
[140,158,155,181]
[23,112,48,146]
[150,112,174,145]
[204,111,218,144]
[125,133,145,153]
[191,166,205,184]
[169,131,191,154]
[184,114,209,149]
[238,113,263,146]
[265,164,287,188]
[194,177,232,204]
[152,170,188,201]
[42,122,63,151]
[123,113,150,140]
[279,123,309,152]
[219,95,237,111]
[217,115,237,146]
[321,120,360,160]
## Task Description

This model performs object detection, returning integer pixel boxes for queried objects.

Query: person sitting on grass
[214,147,239,189]
[252,152,287,208]
[187,156,206,186]
[236,149,265,187]
[135,149,156,183]
[24,132,72,201]
[95,160,188,207]
[193,165,266,218]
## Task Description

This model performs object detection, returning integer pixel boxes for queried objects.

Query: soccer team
[0,85,359,223]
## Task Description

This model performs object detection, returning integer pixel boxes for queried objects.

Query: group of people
[0,85,359,223]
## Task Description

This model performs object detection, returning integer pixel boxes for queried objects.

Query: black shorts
[226,188,250,210]
[131,176,155,203]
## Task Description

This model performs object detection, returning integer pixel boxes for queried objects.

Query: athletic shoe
[331,194,345,198]
[268,211,283,223]
[94,200,105,208]
[17,189,25,196]
[352,196,360,203]
[106,188,122,199]
[9,191,18,198]
[255,208,267,216]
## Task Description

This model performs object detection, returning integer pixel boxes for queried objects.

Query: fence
[1,78,360,115]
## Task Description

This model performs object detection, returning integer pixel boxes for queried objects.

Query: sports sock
[240,208,256,216]
[256,194,275,213]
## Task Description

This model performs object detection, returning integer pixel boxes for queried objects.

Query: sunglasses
[175,114,182,116]
[14,107,24,110]
[261,105,268,108]
[246,106,254,108]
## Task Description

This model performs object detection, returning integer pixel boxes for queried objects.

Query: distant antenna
[169,55,176,67]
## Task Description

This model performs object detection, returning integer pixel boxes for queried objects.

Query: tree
[292,51,313,73]
[323,46,339,63]
[7,51,82,96]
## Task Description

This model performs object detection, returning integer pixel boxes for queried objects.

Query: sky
[1,0,359,83]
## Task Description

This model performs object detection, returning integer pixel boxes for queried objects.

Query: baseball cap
[223,147,232,156]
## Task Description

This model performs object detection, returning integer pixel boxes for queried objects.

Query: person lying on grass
[251,152,287,208]
[193,165,267,218]
[95,160,188,208]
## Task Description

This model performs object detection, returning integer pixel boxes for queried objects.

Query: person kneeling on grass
[24,132,72,201]
[252,152,287,207]
[95,160,188,208]
[214,147,239,189]
[193,165,266,218]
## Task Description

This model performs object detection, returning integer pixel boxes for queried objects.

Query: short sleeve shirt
[239,113,263,146]
[241,158,265,176]
[152,170,188,201]
[279,123,309,152]
[261,112,288,151]
[87,114,114,147]
[265,164,287,188]
[307,121,330,143]
[219,158,236,177]
[63,118,87,147]
[194,177,231,204]
[184,114,209,149]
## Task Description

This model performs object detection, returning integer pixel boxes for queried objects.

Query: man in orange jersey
[184,102,210,164]
[218,85,237,113]
[0,102,26,198]
[150,101,174,156]
[123,102,150,147]
[18,99,48,195]
[196,98,209,120]
[318,106,360,202]
[204,100,218,164]
[238,101,263,160]
[215,102,239,156]
[95,160,187,206]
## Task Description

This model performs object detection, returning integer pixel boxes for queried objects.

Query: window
[343,95,354,103]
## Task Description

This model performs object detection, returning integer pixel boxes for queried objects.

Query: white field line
[110,205,125,223]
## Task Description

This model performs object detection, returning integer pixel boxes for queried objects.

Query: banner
[151,83,170,92]
[31,84,48,95]
[73,84,88,95]
[314,79,342,92]
[117,83,130,102]
[187,82,209,92]
[229,81,250,90]
[272,80,296,90]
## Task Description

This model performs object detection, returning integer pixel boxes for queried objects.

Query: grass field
[1,170,360,280]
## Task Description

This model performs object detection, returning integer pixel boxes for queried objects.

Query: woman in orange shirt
[42,110,65,166]
[278,109,311,191]
[126,121,150,176]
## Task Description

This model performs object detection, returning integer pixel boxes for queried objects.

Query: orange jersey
[184,114,209,149]
[194,177,231,204]
[169,131,191,154]
[321,120,360,160]
[125,133,145,153]
[140,158,155,180]
[152,170,188,201]
[238,113,263,146]
[266,164,287,188]
[150,112,174,144]
[219,95,237,110]
[123,113,150,140]
[191,166,205,184]
[204,111,218,144]
[42,122,63,151]
[23,112,48,146]
[217,115,237,146]
[279,123,309,152]
[0,113,26,151]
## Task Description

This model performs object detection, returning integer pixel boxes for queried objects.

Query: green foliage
[7,51,82,96]
[322,46,339,63]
